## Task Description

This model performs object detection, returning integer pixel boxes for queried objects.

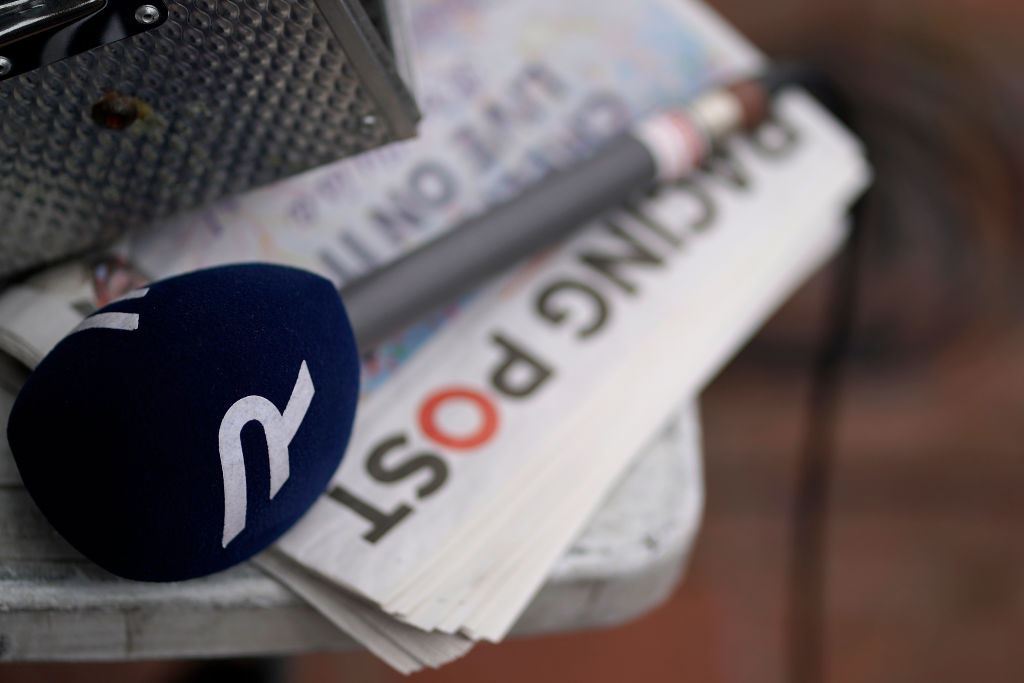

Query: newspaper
[266,0,867,672]
[273,95,864,631]
[0,0,870,673]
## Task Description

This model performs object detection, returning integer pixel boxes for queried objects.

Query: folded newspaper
[0,0,869,673]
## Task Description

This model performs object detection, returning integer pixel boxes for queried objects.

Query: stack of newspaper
[0,0,869,673]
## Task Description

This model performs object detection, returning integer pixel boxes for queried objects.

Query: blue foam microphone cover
[6,264,360,581]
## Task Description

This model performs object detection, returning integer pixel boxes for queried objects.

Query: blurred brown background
[3,0,1022,681]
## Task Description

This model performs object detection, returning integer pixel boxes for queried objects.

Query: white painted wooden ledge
[0,384,703,662]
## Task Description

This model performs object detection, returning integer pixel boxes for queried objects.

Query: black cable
[786,197,866,683]
[777,62,869,683]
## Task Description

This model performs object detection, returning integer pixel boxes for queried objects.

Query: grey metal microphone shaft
[340,135,655,350]
[340,73,777,351]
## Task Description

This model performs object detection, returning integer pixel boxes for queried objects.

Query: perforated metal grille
[0,0,412,277]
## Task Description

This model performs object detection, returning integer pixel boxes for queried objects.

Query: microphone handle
[340,133,656,351]
[339,75,774,351]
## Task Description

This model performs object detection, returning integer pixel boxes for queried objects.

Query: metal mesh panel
[0,0,415,277]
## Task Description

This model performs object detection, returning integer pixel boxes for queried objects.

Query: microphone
[6,72,783,581]
[6,264,360,581]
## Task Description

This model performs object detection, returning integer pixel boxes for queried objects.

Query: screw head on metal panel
[0,57,11,76]
[134,4,160,24]
[91,93,141,130]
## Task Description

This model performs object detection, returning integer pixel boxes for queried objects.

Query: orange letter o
[418,387,499,451]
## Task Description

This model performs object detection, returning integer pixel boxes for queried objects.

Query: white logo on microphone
[70,288,150,334]
[218,361,315,547]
